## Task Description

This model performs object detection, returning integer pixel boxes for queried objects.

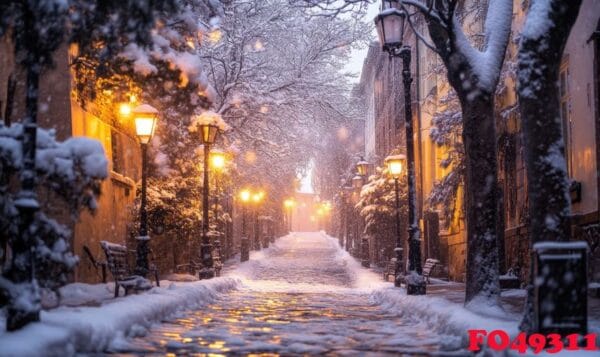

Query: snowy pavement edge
[0,277,240,356]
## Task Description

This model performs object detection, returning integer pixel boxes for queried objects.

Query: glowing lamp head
[133,104,159,144]
[200,124,219,144]
[240,189,251,203]
[190,111,226,145]
[356,159,370,177]
[211,150,226,170]
[252,191,265,203]
[374,7,406,53]
[284,198,295,209]
[385,154,406,178]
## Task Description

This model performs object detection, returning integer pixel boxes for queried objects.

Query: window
[110,130,123,174]
[559,59,572,176]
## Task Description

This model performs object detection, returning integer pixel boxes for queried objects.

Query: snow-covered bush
[0,123,108,306]
[356,167,407,265]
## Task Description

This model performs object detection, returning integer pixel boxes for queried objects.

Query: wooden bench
[100,241,159,297]
[422,258,440,284]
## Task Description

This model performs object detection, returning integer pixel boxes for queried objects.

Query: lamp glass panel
[382,12,404,45]
[135,116,156,144]
[388,161,403,176]
[357,162,369,176]
[200,125,219,144]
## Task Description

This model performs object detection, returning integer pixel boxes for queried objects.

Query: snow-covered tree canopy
[198,0,368,195]
[357,167,407,238]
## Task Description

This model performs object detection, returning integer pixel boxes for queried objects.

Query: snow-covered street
[120,232,467,355]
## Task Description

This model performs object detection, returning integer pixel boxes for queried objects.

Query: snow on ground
[0,278,239,356]
[227,231,386,294]
[124,232,468,355]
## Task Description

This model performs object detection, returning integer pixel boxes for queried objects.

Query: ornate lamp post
[355,159,371,268]
[210,149,226,272]
[321,201,332,234]
[239,188,251,261]
[351,175,364,259]
[343,184,354,251]
[284,198,295,232]
[252,190,265,250]
[356,158,370,177]
[337,188,346,248]
[133,104,159,277]
[376,1,425,295]
[385,154,406,287]
[192,112,224,280]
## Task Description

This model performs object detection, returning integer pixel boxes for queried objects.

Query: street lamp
[376,2,425,295]
[210,149,227,274]
[343,184,354,251]
[352,175,364,190]
[356,158,370,177]
[239,188,251,261]
[351,175,364,259]
[192,112,225,280]
[252,190,265,250]
[386,154,407,287]
[133,104,159,277]
[356,159,371,268]
[284,198,295,232]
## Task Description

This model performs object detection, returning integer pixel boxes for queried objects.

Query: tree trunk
[517,0,582,333]
[459,93,501,307]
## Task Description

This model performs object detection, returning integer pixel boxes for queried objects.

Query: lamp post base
[198,267,215,280]
[240,237,250,262]
[394,247,404,288]
[213,239,222,277]
[199,242,214,280]
[407,282,426,295]
[254,236,261,251]
[406,271,426,295]
[135,235,150,277]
